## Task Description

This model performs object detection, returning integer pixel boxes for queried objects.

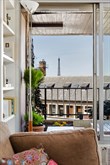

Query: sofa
[0,122,101,165]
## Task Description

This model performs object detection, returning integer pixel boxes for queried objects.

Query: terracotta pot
[33,125,45,132]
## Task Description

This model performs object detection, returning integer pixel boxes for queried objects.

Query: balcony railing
[39,83,110,120]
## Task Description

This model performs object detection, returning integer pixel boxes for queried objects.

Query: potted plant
[24,109,45,132]
[24,67,45,132]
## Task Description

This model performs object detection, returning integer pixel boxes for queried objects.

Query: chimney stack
[39,59,46,76]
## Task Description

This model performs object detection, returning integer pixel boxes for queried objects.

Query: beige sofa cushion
[0,122,14,159]
[10,129,100,165]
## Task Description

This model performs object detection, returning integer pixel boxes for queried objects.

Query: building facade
[40,76,110,120]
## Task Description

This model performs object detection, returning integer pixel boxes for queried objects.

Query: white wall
[14,1,22,131]
[4,115,15,134]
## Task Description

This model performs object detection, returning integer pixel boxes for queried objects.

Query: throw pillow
[12,148,49,164]
[0,148,49,165]
[48,159,58,165]
[0,148,58,165]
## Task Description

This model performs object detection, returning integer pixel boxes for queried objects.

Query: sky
[32,35,110,77]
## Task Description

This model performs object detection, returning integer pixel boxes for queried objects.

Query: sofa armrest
[10,129,100,165]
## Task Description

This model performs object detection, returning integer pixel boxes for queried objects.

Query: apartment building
[40,76,110,119]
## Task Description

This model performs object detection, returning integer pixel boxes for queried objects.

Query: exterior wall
[45,101,92,118]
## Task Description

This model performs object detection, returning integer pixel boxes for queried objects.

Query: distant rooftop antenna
[58,58,61,76]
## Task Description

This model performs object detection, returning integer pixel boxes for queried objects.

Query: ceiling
[31,3,110,35]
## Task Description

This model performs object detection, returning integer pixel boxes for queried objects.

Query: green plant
[24,67,45,130]
[24,67,44,89]
[53,121,67,126]
[24,67,44,110]
[24,110,44,126]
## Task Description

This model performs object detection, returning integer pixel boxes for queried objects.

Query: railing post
[63,88,64,116]
[44,88,47,119]
[56,88,59,115]
[80,88,83,120]
[74,88,77,118]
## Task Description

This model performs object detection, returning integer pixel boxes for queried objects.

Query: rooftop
[40,76,110,101]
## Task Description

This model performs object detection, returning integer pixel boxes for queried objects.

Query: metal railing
[39,83,110,120]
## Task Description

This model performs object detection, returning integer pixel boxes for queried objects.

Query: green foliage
[24,67,45,127]
[53,121,67,126]
[33,111,44,126]
[24,67,44,89]
[24,113,28,122]
[24,110,44,126]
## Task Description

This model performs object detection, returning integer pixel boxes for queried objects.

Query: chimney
[39,59,46,76]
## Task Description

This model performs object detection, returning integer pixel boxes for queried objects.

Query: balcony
[38,77,110,137]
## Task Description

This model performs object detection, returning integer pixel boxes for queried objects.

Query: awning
[31,3,110,35]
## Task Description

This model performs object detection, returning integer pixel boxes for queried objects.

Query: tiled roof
[41,76,93,88]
